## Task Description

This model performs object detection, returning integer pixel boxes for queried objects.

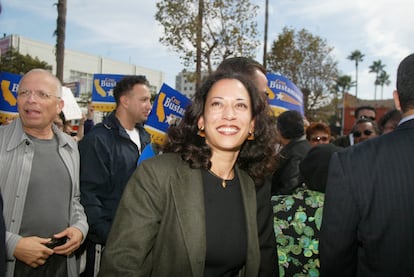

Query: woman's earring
[247,130,255,141]
[197,126,205,137]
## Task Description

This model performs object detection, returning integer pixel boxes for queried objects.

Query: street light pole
[196,0,203,91]
[263,0,269,69]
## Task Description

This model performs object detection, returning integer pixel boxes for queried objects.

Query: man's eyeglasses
[310,136,329,143]
[359,115,376,121]
[353,130,373,138]
[17,89,60,100]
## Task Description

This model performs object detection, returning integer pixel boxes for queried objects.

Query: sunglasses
[310,136,329,142]
[353,130,373,138]
[359,115,376,121]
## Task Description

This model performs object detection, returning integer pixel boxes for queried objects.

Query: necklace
[207,169,232,188]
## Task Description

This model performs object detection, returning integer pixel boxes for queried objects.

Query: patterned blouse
[272,186,324,277]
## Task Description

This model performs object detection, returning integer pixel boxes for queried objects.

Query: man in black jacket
[79,75,151,277]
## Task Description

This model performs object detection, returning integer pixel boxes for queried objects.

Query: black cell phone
[45,236,68,249]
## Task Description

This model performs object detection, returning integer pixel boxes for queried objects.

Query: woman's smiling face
[198,78,255,153]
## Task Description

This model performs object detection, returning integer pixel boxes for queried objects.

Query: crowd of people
[0,53,413,277]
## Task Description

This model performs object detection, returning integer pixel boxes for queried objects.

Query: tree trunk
[56,0,67,82]
[355,62,358,99]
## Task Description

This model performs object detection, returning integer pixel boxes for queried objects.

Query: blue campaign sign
[266,73,304,116]
[144,83,191,145]
[91,73,125,112]
[0,72,22,123]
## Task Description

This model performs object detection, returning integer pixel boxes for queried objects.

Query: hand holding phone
[45,236,68,249]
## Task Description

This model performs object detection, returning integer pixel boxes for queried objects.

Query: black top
[202,169,247,277]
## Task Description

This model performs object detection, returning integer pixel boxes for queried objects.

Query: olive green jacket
[99,153,263,277]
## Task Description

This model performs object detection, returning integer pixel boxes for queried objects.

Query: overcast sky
[1,0,412,100]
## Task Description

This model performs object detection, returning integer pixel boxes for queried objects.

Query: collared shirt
[398,114,414,125]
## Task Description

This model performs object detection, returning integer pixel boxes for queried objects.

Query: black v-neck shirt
[202,169,247,277]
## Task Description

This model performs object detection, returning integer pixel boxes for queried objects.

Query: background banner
[144,83,191,145]
[91,73,125,112]
[0,72,21,124]
[266,73,304,116]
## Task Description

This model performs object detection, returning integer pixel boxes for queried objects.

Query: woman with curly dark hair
[99,71,279,277]
[163,73,278,186]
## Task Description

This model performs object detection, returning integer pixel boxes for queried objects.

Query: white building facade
[0,34,165,96]
[175,69,209,98]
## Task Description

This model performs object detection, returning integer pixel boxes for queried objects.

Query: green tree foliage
[155,0,260,73]
[347,50,364,98]
[330,75,354,127]
[369,59,385,100]
[0,48,52,74]
[267,27,339,119]
[334,75,354,95]
[376,70,390,100]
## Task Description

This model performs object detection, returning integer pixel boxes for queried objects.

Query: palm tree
[55,0,67,83]
[335,75,354,94]
[369,60,385,100]
[376,70,391,99]
[347,50,364,99]
[333,75,355,130]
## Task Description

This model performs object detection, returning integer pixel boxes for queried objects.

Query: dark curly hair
[163,72,278,185]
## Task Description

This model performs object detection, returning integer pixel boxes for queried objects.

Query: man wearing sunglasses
[333,105,377,147]
[351,117,379,144]
[320,53,414,276]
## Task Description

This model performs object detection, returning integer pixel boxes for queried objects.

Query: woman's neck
[209,151,238,180]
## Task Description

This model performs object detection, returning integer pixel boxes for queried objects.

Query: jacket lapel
[237,167,260,276]
[170,166,206,276]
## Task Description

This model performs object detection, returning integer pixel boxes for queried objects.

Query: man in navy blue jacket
[79,75,151,276]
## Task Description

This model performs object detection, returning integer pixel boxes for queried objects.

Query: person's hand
[80,113,87,124]
[52,227,83,256]
[14,236,54,268]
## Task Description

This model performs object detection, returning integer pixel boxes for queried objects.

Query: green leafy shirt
[272,187,324,277]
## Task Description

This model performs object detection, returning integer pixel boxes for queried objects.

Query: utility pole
[263,0,269,69]
[196,0,203,91]
[55,0,67,82]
